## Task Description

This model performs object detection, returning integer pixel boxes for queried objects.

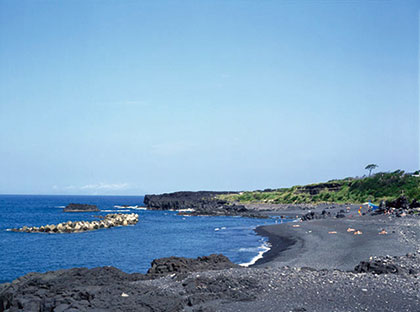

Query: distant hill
[218,170,420,205]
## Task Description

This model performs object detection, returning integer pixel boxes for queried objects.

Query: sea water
[0,195,281,283]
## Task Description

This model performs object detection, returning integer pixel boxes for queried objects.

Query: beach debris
[328,231,337,234]
[379,229,387,235]
[354,230,363,235]
[347,228,356,232]
[121,292,129,297]
[292,225,300,228]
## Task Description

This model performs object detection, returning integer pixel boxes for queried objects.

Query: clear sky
[0,0,419,195]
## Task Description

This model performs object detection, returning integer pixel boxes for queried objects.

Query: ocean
[0,195,282,283]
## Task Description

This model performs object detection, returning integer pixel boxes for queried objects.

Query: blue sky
[0,0,419,195]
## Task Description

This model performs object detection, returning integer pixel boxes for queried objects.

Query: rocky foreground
[9,213,139,233]
[0,253,419,312]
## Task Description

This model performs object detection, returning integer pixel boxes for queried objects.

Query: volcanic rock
[63,203,99,212]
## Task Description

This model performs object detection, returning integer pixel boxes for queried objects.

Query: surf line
[239,241,272,267]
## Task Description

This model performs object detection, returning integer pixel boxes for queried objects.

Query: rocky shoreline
[9,213,139,233]
[144,191,268,218]
[1,252,419,311]
[2,191,419,311]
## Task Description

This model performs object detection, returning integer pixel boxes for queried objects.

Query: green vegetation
[218,170,420,205]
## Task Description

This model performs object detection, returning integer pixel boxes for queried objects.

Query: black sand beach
[1,203,419,311]
[254,213,420,271]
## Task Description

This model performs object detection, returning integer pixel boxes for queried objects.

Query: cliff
[144,191,267,218]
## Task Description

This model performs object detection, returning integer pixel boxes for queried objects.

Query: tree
[365,164,378,176]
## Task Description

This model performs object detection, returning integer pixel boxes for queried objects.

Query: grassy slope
[218,170,420,205]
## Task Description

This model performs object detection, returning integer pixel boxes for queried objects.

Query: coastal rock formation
[147,254,239,278]
[63,203,99,212]
[1,253,419,312]
[371,195,420,217]
[0,254,245,312]
[9,213,139,233]
[144,191,234,210]
[354,253,419,275]
[144,191,267,218]
[386,195,410,209]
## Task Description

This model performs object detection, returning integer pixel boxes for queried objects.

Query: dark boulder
[354,261,399,274]
[354,253,419,275]
[301,211,328,221]
[410,199,420,208]
[386,195,410,209]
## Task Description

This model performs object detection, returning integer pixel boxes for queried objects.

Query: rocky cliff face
[143,191,233,210]
[144,191,266,218]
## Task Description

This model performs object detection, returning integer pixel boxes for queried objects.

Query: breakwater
[9,213,139,233]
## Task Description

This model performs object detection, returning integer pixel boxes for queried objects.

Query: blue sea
[0,195,281,283]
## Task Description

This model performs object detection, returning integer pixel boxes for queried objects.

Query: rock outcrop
[144,191,267,218]
[371,195,420,216]
[144,191,234,211]
[9,213,139,233]
[0,254,243,311]
[63,203,99,212]
[354,253,419,275]
[147,254,239,278]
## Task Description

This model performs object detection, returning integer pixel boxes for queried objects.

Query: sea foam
[239,241,271,267]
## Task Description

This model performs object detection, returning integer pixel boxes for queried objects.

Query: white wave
[114,205,146,210]
[101,209,130,212]
[177,208,195,212]
[54,206,65,208]
[214,228,220,231]
[238,247,260,252]
[239,242,271,267]
[214,226,226,231]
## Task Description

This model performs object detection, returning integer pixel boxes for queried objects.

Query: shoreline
[251,224,297,267]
